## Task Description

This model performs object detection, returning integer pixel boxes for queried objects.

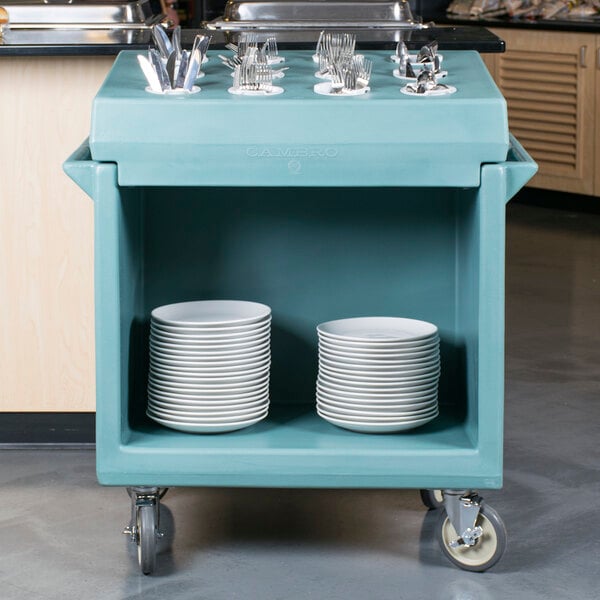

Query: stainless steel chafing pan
[1,0,163,29]
[206,0,427,30]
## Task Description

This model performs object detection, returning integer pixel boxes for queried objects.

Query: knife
[166,51,177,89]
[151,24,172,59]
[175,50,189,89]
[137,54,162,93]
[149,48,171,91]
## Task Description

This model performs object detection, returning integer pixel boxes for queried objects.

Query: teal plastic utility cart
[64,49,537,574]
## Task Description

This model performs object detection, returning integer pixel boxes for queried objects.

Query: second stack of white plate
[316,317,440,433]
[148,300,271,433]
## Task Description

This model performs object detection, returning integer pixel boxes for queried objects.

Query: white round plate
[149,390,269,407]
[148,374,269,394]
[318,317,438,343]
[149,362,271,382]
[149,365,269,386]
[317,409,438,433]
[151,318,270,335]
[316,387,438,407]
[318,336,439,352]
[151,331,270,350]
[318,371,440,391]
[318,355,439,373]
[148,402,268,421]
[318,405,438,423]
[149,352,270,370]
[317,379,438,398]
[151,320,271,342]
[148,382,269,402]
[150,340,270,358]
[149,395,269,412]
[148,410,268,433]
[319,345,439,364]
[149,357,270,375]
[150,342,270,361]
[319,362,440,381]
[317,397,437,419]
[152,300,271,327]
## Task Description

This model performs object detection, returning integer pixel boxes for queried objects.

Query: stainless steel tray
[206,0,427,30]
[2,0,163,29]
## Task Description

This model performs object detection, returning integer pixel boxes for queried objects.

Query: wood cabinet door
[490,29,596,196]
[596,35,600,196]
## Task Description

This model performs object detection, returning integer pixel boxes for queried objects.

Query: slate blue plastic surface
[65,51,536,488]
[89,50,509,188]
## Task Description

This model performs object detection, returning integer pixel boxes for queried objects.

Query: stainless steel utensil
[151,24,172,59]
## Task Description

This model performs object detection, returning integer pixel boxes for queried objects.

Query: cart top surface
[89,49,509,187]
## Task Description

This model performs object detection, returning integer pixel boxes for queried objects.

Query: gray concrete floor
[1,201,599,599]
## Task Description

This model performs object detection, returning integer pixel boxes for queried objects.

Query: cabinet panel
[489,29,596,196]
[0,56,113,411]
[596,35,600,195]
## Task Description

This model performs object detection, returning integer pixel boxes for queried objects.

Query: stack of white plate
[147,300,271,433]
[316,317,440,433]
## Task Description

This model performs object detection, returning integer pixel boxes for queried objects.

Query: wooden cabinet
[0,56,113,411]
[485,29,598,196]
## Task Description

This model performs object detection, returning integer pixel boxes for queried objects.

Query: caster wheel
[420,489,444,510]
[437,503,507,572]
[137,504,157,575]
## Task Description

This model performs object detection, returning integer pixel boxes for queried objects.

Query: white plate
[150,340,270,357]
[319,345,439,363]
[318,317,438,343]
[313,81,370,96]
[148,382,269,402]
[319,362,440,381]
[148,374,269,394]
[317,379,438,398]
[318,355,439,373]
[318,371,440,390]
[149,362,271,382]
[393,69,447,81]
[401,84,457,97]
[150,343,270,361]
[151,331,270,349]
[148,388,269,410]
[149,395,269,412]
[318,338,440,355]
[149,357,270,375]
[148,410,268,433]
[149,366,269,387]
[149,352,270,370]
[152,300,271,327]
[148,403,268,421]
[151,318,270,336]
[317,387,438,407]
[317,397,437,418]
[151,320,271,342]
[317,409,438,433]
[318,405,438,423]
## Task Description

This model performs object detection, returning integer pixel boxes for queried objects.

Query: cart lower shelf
[101,404,500,489]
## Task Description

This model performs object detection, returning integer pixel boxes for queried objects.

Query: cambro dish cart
[64,48,537,574]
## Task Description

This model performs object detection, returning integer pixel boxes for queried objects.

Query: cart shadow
[160,486,434,562]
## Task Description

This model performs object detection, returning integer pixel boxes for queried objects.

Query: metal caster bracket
[123,486,168,542]
[442,489,484,548]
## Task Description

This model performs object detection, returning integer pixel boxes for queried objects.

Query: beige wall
[0,56,113,411]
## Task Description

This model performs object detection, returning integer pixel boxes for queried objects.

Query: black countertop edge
[0,26,504,56]
[437,15,600,34]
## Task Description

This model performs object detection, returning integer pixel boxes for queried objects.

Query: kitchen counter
[0,25,506,56]
[438,14,600,33]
